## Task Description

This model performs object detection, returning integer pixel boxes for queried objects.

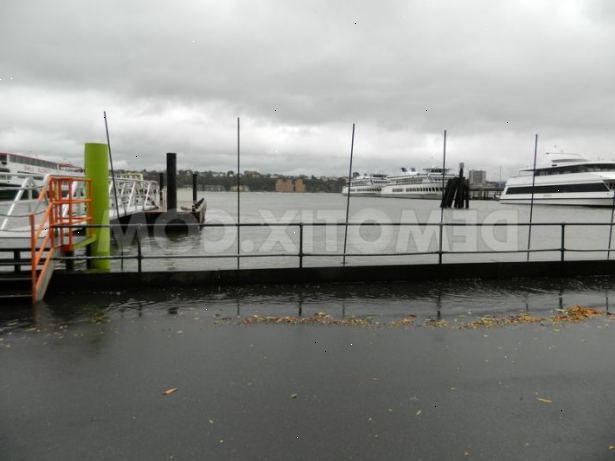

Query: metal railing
[30,176,93,302]
[108,175,160,219]
[0,174,47,233]
[48,221,615,273]
[1,173,160,237]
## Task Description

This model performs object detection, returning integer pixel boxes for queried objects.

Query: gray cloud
[1,0,614,180]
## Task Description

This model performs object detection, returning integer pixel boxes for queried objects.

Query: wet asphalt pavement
[1,305,614,460]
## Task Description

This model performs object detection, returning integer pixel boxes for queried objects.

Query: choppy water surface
[4,190,615,271]
[109,190,615,272]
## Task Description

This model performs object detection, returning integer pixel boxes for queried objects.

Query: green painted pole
[84,143,111,270]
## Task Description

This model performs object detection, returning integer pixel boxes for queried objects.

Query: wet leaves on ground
[222,305,609,330]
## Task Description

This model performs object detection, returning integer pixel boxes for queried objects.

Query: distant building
[294,178,305,193]
[275,178,305,192]
[230,185,250,192]
[202,184,225,192]
[275,179,293,192]
[469,170,487,185]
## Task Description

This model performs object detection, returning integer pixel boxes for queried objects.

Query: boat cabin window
[6,153,59,169]
[506,182,609,194]
[535,163,615,176]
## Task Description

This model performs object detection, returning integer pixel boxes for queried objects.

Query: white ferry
[0,152,82,199]
[499,153,615,206]
[380,167,456,199]
[342,173,388,196]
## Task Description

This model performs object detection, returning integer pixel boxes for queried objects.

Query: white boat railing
[109,175,160,219]
[1,173,160,238]
[0,174,50,235]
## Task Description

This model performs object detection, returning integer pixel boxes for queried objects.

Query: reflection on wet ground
[2,275,615,331]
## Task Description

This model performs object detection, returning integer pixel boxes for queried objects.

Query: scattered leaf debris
[241,312,372,327]
[460,313,542,329]
[222,305,608,329]
[389,315,417,327]
[554,305,603,322]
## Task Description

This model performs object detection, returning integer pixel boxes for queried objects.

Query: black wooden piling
[158,172,164,206]
[166,153,177,211]
[440,163,469,209]
[192,172,198,203]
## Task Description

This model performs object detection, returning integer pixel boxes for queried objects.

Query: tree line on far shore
[136,169,347,193]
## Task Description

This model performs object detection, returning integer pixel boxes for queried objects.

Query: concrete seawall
[49,259,615,293]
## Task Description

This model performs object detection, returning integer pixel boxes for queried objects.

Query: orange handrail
[30,176,93,303]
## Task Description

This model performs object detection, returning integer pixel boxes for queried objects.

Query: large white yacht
[342,173,388,196]
[380,167,456,199]
[499,153,615,206]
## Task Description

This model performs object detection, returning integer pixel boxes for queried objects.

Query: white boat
[0,152,82,200]
[499,153,615,207]
[380,167,456,199]
[342,173,388,196]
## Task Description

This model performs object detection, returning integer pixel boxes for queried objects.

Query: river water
[3,189,615,319]
[3,189,615,272]
[118,189,615,272]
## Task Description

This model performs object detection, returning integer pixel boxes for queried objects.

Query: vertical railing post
[68,178,74,250]
[137,224,143,274]
[29,213,36,303]
[438,225,443,265]
[236,117,241,271]
[560,223,565,263]
[342,123,356,267]
[438,129,447,265]
[88,180,93,241]
[299,223,304,268]
[527,134,539,262]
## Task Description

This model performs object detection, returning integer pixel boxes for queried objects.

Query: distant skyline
[1,0,615,181]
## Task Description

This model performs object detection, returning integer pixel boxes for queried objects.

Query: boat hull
[380,192,441,199]
[341,186,383,196]
[499,193,615,207]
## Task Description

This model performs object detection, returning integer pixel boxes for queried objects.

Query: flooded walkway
[1,276,615,459]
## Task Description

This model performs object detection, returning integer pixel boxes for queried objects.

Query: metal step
[0,273,33,304]
[0,274,32,293]
[0,258,47,266]
[0,292,31,304]
[0,248,33,254]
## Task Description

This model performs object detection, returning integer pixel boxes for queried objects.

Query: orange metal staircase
[28,176,94,303]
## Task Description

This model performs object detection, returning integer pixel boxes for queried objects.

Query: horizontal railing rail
[44,221,615,273]
[47,221,615,228]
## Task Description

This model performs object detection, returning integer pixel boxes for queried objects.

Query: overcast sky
[1,0,614,179]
